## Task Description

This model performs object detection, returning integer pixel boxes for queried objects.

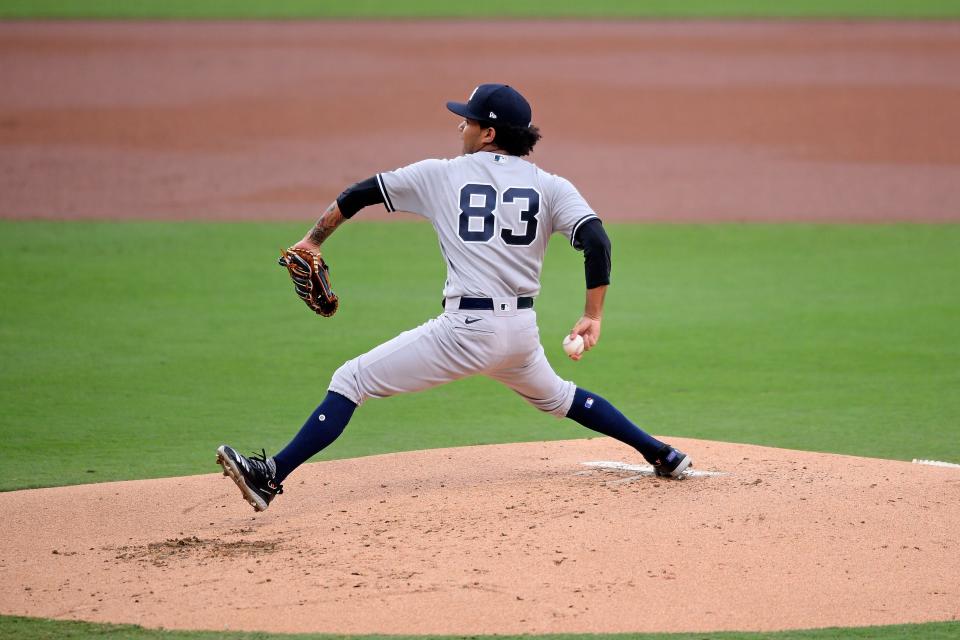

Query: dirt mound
[1,438,958,634]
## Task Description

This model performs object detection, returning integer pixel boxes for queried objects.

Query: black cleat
[653,445,692,479]
[216,445,283,512]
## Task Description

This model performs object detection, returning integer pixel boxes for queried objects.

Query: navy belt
[444,297,534,310]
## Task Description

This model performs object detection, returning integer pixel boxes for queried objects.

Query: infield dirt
[2,20,959,221]
[1,438,958,634]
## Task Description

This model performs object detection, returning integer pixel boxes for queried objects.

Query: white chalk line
[912,459,960,469]
[580,460,726,483]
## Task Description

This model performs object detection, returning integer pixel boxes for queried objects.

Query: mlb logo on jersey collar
[493,154,508,164]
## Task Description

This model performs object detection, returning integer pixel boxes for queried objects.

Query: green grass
[2,616,959,639]
[2,0,960,19]
[1,221,958,492]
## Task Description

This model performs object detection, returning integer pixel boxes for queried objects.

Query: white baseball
[562,334,584,356]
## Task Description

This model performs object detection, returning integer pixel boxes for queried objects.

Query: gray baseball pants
[328,298,576,417]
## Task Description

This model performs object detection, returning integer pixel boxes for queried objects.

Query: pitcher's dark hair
[479,120,542,156]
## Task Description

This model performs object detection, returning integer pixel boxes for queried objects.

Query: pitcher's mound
[1,438,958,634]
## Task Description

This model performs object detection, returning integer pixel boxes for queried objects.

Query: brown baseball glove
[278,247,339,317]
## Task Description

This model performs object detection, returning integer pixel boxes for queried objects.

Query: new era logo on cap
[446,84,532,128]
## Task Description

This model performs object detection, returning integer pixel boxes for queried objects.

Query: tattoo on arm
[307,202,346,245]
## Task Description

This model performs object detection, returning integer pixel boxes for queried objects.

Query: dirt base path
[1,438,957,635]
[2,21,959,222]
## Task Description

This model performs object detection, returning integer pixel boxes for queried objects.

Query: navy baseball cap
[446,84,533,128]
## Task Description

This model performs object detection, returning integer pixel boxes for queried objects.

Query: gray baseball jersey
[375,151,598,299]
[329,151,597,417]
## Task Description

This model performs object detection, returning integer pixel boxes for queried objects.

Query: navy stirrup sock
[272,391,357,483]
[565,387,665,464]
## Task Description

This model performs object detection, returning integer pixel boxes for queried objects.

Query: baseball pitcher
[218,84,691,511]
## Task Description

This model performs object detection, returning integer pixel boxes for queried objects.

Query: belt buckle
[492,297,517,317]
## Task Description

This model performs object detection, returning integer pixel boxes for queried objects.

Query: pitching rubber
[216,446,268,512]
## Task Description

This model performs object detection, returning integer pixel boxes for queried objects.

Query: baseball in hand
[562,334,584,357]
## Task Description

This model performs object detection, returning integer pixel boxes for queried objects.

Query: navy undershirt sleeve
[336,176,385,219]
[573,218,611,289]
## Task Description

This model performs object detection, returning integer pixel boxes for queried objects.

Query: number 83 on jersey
[458,183,541,246]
